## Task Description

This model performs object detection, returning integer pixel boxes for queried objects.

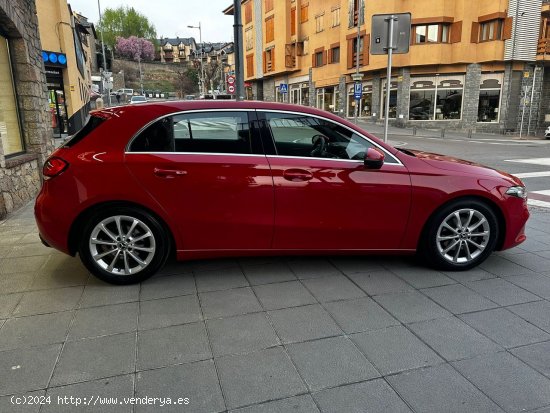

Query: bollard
[468,129,472,139]
[413,126,417,136]
[441,129,445,138]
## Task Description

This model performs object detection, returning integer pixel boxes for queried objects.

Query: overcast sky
[69,0,235,43]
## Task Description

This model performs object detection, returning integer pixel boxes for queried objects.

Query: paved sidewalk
[1,203,550,412]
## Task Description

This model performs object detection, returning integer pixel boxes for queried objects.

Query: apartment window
[346,34,369,68]
[348,0,364,28]
[244,1,252,24]
[245,27,254,50]
[0,36,24,156]
[315,13,324,33]
[246,54,254,77]
[301,3,309,23]
[291,7,296,36]
[264,48,274,72]
[331,6,340,27]
[409,76,464,121]
[266,16,274,43]
[329,46,340,63]
[265,0,273,13]
[413,24,451,44]
[478,74,503,122]
[314,50,324,67]
[479,19,503,42]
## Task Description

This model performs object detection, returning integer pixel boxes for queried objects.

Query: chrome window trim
[257,108,404,166]
[125,108,252,154]
[126,152,267,158]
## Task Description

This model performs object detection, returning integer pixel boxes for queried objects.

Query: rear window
[62,116,105,148]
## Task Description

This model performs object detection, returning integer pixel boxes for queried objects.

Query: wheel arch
[417,195,506,253]
[68,200,176,257]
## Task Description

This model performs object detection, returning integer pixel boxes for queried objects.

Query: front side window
[130,112,251,154]
[0,36,24,156]
[264,112,396,162]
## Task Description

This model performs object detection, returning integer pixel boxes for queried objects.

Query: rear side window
[62,116,105,147]
[129,111,252,154]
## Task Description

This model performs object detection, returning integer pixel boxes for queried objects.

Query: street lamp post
[188,23,205,96]
[352,3,364,124]
[97,0,111,106]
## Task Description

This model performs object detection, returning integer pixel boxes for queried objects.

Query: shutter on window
[263,51,267,73]
[312,53,316,67]
[363,34,370,66]
[347,39,354,69]
[348,0,355,28]
[323,50,327,65]
[503,17,513,40]
[471,22,480,43]
[450,21,462,43]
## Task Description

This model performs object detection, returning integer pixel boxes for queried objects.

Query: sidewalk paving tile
[301,275,366,303]
[511,341,550,378]
[199,287,262,319]
[0,293,22,318]
[442,268,497,283]
[348,270,414,296]
[135,360,225,413]
[68,302,138,341]
[506,274,550,299]
[50,333,135,386]
[466,278,541,306]
[286,258,341,279]
[503,253,550,273]
[0,256,48,275]
[459,308,550,349]
[79,284,139,308]
[0,390,44,413]
[231,395,319,413]
[13,287,83,317]
[329,257,385,274]
[206,312,279,357]
[286,336,379,391]
[0,272,36,294]
[480,255,536,277]
[253,281,316,310]
[408,317,502,361]
[0,312,73,351]
[373,291,451,324]
[0,344,61,396]
[420,284,498,314]
[138,295,201,330]
[268,304,343,344]
[324,296,399,334]
[351,325,443,375]
[452,351,550,412]
[388,267,455,289]
[242,262,297,285]
[216,347,307,410]
[137,322,211,370]
[508,301,550,333]
[312,379,412,413]
[387,364,504,413]
[139,274,196,301]
[43,374,134,413]
[194,267,249,293]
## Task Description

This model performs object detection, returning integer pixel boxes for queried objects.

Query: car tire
[419,199,499,271]
[78,207,170,284]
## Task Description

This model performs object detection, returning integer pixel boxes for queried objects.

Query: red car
[35,101,529,284]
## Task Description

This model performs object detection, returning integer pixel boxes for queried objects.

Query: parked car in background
[35,101,529,284]
[545,126,550,139]
[116,88,134,96]
[130,96,147,104]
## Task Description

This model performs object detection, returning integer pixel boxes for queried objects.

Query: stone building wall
[0,0,53,219]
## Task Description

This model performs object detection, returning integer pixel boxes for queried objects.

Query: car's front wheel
[420,199,499,271]
[79,207,169,284]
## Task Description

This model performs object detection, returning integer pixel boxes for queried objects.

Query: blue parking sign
[279,83,288,93]
[354,82,362,100]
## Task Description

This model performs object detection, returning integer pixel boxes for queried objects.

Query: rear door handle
[283,168,313,182]
[153,168,187,178]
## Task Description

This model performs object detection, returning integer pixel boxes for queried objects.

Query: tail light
[43,157,69,179]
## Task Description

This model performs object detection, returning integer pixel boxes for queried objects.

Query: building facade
[0,0,53,219]
[227,0,547,134]
[36,0,96,136]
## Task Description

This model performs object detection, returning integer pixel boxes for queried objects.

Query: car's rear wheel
[79,207,169,284]
[420,199,499,271]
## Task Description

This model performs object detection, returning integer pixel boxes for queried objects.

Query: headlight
[506,186,527,199]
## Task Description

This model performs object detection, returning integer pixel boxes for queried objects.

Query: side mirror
[364,147,385,169]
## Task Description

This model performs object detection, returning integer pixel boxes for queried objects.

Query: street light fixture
[187,23,205,96]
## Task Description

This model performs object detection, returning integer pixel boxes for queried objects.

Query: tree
[97,6,157,50]
[171,65,199,97]
[115,37,155,61]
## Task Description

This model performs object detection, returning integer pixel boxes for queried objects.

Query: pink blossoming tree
[115,36,155,61]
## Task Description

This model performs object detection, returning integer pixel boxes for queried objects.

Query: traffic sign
[371,13,411,55]
[227,84,236,94]
[227,75,236,85]
[354,82,362,100]
[279,83,288,93]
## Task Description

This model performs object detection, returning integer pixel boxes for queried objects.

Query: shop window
[478,75,502,122]
[316,87,335,112]
[409,76,464,121]
[381,79,398,119]
[0,36,24,156]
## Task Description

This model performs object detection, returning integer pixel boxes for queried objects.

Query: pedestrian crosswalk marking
[532,189,550,196]
[513,171,550,179]
[505,158,550,166]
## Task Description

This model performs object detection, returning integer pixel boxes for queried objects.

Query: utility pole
[351,2,364,125]
[187,23,204,95]
[233,0,245,101]
[97,0,111,106]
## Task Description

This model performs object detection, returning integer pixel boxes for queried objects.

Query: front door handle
[153,168,187,178]
[283,168,313,182]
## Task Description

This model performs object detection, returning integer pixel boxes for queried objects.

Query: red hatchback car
[35,101,529,284]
